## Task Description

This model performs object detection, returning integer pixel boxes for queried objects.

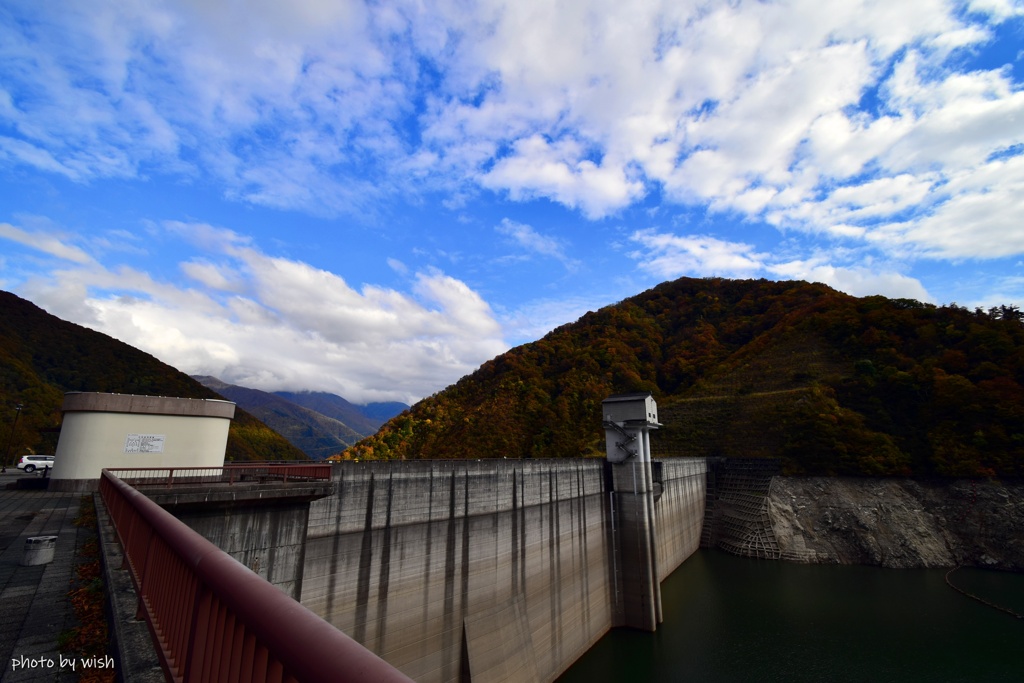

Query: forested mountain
[194,377,405,459]
[0,291,305,462]
[346,278,1024,477]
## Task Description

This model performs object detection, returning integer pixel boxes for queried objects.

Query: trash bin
[21,536,57,566]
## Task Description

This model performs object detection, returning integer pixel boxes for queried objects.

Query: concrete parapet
[307,459,604,535]
[145,482,333,600]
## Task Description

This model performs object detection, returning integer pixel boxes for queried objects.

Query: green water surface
[558,550,1023,682]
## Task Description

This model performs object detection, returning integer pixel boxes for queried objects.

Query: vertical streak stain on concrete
[520,468,527,597]
[293,504,310,601]
[353,472,376,645]
[420,466,435,664]
[459,471,471,662]
[266,507,280,585]
[375,466,394,651]
[554,471,563,666]
[511,468,519,596]
[323,472,343,617]
[577,464,591,633]
[547,471,558,663]
[441,469,457,683]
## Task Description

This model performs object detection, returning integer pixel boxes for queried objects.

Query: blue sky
[1,0,1023,405]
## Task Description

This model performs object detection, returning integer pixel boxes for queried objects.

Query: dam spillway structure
[602,392,663,631]
[298,392,706,682]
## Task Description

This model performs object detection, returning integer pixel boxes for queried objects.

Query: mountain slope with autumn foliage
[347,278,1024,477]
[0,291,305,462]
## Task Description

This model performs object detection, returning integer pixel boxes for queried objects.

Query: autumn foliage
[347,278,1024,477]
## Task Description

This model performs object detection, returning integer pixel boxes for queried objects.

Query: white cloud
[3,0,1022,248]
[387,257,409,275]
[629,229,767,279]
[0,223,93,264]
[495,218,580,271]
[9,220,508,404]
[768,259,932,301]
[481,136,644,218]
[180,260,245,292]
[628,227,931,301]
[968,0,1024,21]
[862,153,1024,259]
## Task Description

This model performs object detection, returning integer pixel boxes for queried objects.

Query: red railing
[99,469,413,683]
[107,464,332,488]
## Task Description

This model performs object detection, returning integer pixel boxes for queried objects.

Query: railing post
[120,511,134,573]
[135,525,156,621]
[185,584,213,681]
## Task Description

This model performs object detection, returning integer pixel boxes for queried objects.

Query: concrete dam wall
[299,458,706,683]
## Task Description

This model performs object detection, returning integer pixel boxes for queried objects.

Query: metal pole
[1,403,23,473]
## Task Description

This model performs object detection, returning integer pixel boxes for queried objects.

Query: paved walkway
[0,472,86,682]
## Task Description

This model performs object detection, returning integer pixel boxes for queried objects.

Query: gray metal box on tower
[602,393,660,426]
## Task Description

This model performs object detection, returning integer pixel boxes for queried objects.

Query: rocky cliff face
[767,478,1024,571]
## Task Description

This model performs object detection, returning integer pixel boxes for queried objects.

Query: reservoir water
[558,550,1023,682]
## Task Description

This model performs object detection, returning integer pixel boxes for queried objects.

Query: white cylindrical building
[49,392,236,491]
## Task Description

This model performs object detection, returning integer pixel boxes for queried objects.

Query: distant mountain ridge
[193,377,407,459]
[348,277,1024,478]
[273,390,406,436]
[0,290,305,462]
